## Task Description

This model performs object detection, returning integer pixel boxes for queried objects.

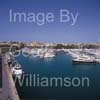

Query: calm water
[15,53,100,100]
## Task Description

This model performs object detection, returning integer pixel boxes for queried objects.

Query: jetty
[2,54,20,100]
[0,88,2,100]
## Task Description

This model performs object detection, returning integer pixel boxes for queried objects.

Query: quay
[0,88,2,100]
[2,54,20,100]
[0,54,2,100]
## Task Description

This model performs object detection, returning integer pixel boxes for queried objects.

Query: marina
[0,0,100,99]
[22,48,56,58]
[22,48,100,64]
[14,48,100,99]
[1,48,100,100]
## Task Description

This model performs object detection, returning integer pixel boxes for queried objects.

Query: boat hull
[72,60,97,64]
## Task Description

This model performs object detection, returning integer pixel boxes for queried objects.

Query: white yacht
[44,52,55,58]
[11,60,23,75]
[72,54,97,64]
[44,49,56,58]
[87,49,100,63]
[95,56,100,63]
[22,47,31,55]
[30,48,56,58]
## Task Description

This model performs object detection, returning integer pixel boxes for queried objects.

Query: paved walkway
[0,88,2,100]
[2,54,20,100]
[0,54,2,100]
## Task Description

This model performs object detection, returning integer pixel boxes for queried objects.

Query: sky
[0,0,100,43]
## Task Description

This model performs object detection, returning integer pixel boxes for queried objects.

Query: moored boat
[10,60,23,76]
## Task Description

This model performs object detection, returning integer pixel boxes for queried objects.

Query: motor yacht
[72,54,97,64]
[44,52,55,58]
[11,60,23,75]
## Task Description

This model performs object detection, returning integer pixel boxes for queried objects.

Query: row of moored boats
[6,53,23,78]
[22,48,56,58]
[68,49,100,64]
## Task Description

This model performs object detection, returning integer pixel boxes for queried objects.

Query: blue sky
[0,0,100,43]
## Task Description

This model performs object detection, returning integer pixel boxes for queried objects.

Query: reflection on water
[44,57,55,62]
[73,64,96,70]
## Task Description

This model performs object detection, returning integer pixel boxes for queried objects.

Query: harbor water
[15,52,100,100]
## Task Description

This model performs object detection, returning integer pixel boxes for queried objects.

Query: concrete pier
[2,54,20,100]
[0,88,2,100]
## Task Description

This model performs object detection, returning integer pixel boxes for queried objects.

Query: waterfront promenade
[0,54,2,100]
[2,54,20,100]
[0,88,2,100]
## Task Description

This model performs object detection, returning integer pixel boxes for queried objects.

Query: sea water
[15,53,100,100]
